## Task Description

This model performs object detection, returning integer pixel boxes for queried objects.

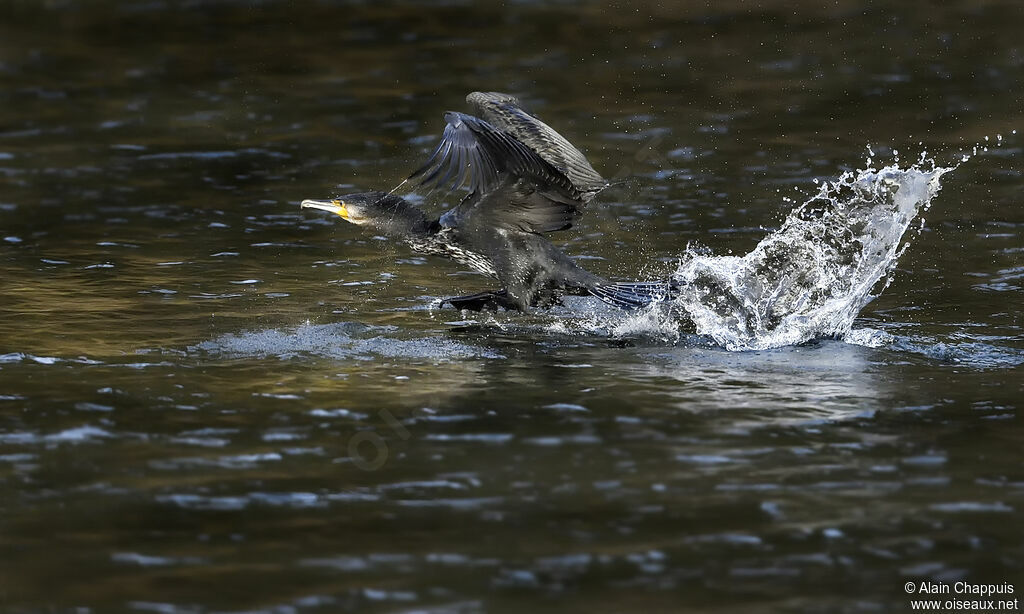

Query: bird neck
[398,216,441,240]
[372,201,438,240]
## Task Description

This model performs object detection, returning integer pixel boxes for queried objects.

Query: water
[1,1,1023,612]
[667,161,953,349]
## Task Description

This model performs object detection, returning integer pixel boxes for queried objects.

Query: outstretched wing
[445,177,585,235]
[409,111,579,200]
[466,91,607,200]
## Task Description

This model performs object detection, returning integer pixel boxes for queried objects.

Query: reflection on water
[1,0,1023,612]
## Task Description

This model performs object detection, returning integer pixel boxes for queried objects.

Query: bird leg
[442,289,521,312]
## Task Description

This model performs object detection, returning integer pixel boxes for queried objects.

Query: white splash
[612,159,954,350]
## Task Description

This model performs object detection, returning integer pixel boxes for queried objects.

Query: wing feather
[409,111,578,200]
[466,91,608,201]
[452,177,584,235]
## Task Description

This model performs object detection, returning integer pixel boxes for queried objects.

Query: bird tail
[589,281,675,310]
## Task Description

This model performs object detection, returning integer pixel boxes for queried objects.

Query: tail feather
[589,281,675,310]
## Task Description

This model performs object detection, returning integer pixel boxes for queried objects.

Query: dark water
[1,1,1022,612]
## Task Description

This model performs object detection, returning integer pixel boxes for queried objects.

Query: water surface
[1,1,1022,612]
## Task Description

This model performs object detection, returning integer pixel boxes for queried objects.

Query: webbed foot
[441,290,521,312]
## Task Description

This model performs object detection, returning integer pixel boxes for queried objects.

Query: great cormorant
[301,91,665,312]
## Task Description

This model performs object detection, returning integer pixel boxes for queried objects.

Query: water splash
[611,158,955,350]
[192,322,504,360]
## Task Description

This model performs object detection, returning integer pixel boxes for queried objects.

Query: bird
[301,91,669,312]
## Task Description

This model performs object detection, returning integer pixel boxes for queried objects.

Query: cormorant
[301,91,666,312]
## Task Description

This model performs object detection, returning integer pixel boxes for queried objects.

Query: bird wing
[409,111,579,200]
[466,91,608,200]
[449,177,585,235]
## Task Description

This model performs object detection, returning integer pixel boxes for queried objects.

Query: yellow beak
[300,199,348,220]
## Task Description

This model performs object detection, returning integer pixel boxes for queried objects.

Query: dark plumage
[302,92,667,312]
[464,91,608,201]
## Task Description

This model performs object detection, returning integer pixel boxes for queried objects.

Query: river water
[1,1,1022,612]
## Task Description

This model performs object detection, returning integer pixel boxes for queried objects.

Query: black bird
[301,91,666,312]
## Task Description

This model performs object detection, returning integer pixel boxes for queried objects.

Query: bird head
[301,192,431,237]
